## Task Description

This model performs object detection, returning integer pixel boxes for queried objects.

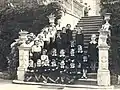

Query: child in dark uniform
[68,49,76,74]
[81,55,89,79]
[48,48,59,83]
[88,34,98,72]
[41,49,50,83]
[67,48,76,84]
[58,49,66,84]
[55,31,62,52]
[66,24,72,45]
[24,59,34,82]
[68,38,76,57]
[61,27,68,49]
[76,27,84,47]
[70,40,76,49]
[76,45,83,74]
[31,39,42,67]
[59,49,66,72]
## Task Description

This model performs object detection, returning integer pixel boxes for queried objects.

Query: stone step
[75,79,97,85]
[82,16,103,19]
[75,16,102,54]
[13,80,114,89]
[84,39,90,42]
[83,25,101,30]
[77,24,102,27]
[78,19,105,23]
[78,22,102,26]
[80,18,103,22]
[82,28,100,31]
[83,31,99,34]
[83,34,99,38]
[80,16,103,19]
[81,18,103,21]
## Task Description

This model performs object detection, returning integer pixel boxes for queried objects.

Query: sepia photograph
[0,0,119,90]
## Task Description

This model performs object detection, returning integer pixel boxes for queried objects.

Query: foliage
[0,1,62,79]
[100,0,120,74]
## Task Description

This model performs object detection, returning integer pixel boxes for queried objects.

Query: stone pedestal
[97,45,110,86]
[97,70,110,86]
[17,46,30,81]
[17,67,26,81]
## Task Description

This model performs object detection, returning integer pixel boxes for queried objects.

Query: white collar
[60,55,65,57]
[90,41,97,44]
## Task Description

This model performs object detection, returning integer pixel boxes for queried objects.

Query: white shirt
[37,59,42,67]
[39,41,44,47]
[41,55,49,66]
[32,45,42,52]
[60,60,65,68]
[29,60,34,67]
[42,33,50,42]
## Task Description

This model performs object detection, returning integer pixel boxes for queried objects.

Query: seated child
[40,49,50,83]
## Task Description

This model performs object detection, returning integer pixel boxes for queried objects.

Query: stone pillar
[17,46,30,81]
[17,30,31,81]
[97,45,110,86]
[97,13,111,86]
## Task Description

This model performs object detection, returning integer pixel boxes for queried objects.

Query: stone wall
[59,0,84,29]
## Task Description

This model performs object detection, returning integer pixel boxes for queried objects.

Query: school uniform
[49,53,58,71]
[55,36,62,52]
[76,33,84,46]
[70,40,76,49]
[27,59,34,71]
[68,49,77,75]
[57,54,66,71]
[88,42,98,72]
[36,59,43,73]
[88,42,98,62]
[61,32,68,49]
[82,57,89,70]
[76,50,83,74]
[32,45,41,63]
[42,32,50,49]
[66,29,72,44]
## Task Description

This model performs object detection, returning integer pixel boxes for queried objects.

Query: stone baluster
[17,30,31,81]
[97,13,111,86]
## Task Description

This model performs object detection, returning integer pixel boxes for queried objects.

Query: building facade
[58,0,100,29]
[0,0,100,29]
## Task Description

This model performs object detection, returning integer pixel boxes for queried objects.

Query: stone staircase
[75,73,97,85]
[73,16,104,85]
[75,16,104,52]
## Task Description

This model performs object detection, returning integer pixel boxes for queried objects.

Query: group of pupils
[25,24,98,84]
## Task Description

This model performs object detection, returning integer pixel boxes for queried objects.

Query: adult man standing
[66,24,72,45]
